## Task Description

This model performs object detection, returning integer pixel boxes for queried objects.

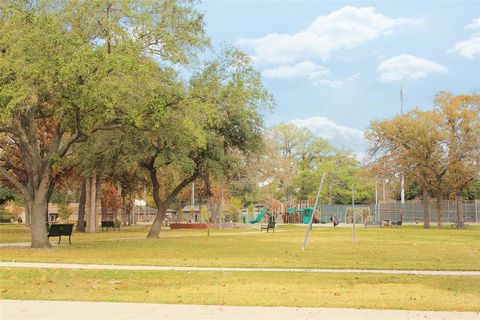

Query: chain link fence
[316,200,479,224]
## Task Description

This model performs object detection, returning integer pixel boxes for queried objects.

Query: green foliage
[259,123,374,205]
[223,197,243,222]
[463,179,480,200]
[0,186,19,206]
[392,180,422,201]
[366,92,480,203]
[124,48,273,216]
[57,203,73,222]
[49,191,69,206]
[200,206,209,222]
[0,0,210,244]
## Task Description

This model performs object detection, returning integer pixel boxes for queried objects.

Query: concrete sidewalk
[1,261,480,276]
[1,300,478,320]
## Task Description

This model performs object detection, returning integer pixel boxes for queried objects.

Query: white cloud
[262,61,360,87]
[290,117,365,154]
[262,61,330,80]
[450,17,480,59]
[466,17,480,30]
[237,6,422,65]
[377,54,448,82]
[451,34,480,59]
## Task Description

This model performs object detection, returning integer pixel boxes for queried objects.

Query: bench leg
[69,235,71,245]
[58,236,61,245]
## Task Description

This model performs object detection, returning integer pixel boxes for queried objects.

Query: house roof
[182,205,200,212]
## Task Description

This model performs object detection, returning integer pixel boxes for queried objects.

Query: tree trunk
[30,187,51,248]
[101,196,107,221]
[147,203,167,238]
[328,186,333,205]
[76,180,86,232]
[435,196,442,228]
[126,196,133,225]
[85,172,97,233]
[422,187,430,229]
[115,184,122,223]
[24,197,32,227]
[455,191,465,228]
[143,159,199,237]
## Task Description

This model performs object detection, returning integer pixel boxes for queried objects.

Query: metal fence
[316,200,479,224]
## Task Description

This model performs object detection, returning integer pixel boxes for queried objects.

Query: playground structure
[104,199,479,228]
[249,207,269,223]
[284,207,317,224]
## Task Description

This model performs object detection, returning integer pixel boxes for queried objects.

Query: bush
[57,204,73,222]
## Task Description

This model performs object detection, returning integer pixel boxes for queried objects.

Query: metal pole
[379,193,381,222]
[400,82,405,222]
[411,200,414,223]
[352,185,356,243]
[382,180,386,204]
[375,178,378,221]
[475,200,478,223]
[301,172,326,252]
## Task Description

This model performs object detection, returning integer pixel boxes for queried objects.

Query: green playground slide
[250,207,268,224]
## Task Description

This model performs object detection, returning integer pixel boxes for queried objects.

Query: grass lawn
[1,224,479,311]
[1,268,479,311]
[1,224,479,271]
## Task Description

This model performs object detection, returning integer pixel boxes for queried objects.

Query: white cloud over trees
[290,116,365,154]
[377,54,448,82]
[238,6,422,65]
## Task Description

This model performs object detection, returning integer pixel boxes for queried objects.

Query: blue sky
[198,1,480,157]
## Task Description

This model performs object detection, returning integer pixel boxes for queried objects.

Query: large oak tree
[0,0,207,247]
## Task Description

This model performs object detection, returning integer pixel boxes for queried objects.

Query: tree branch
[91,123,123,133]
[0,166,28,196]
[165,171,200,205]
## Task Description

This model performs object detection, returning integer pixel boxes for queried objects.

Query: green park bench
[101,220,120,231]
[260,221,275,232]
[47,223,74,245]
[391,221,402,228]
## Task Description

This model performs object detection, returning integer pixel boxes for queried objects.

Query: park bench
[364,221,382,228]
[101,220,120,231]
[391,221,402,228]
[47,223,74,245]
[260,221,275,232]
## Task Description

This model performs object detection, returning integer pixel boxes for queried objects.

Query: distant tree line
[366,92,480,228]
